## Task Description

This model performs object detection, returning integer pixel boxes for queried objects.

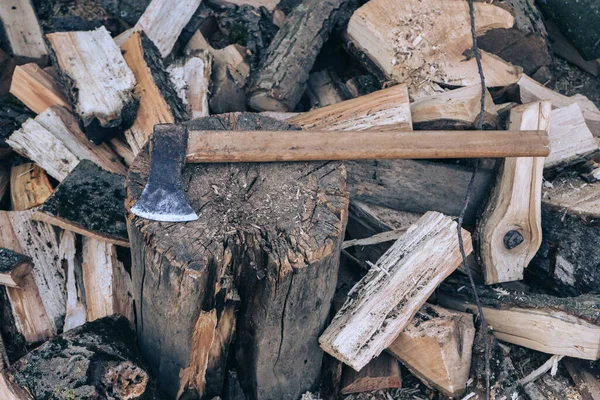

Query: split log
[346,0,522,98]
[81,238,134,322]
[0,251,55,344]
[168,50,212,119]
[6,105,127,181]
[185,30,250,113]
[438,277,600,360]
[288,84,412,132]
[387,304,475,397]
[46,27,138,143]
[410,85,498,130]
[305,70,346,109]
[478,101,550,284]
[247,0,357,111]
[340,353,402,394]
[10,163,53,211]
[319,211,471,371]
[4,316,150,399]
[347,160,495,225]
[545,103,598,168]
[121,31,188,155]
[109,138,136,167]
[0,249,31,288]
[9,63,70,114]
[537,0,600,60]
[517,74,600,137]
[0,0,48,65]
[59,231,86,331]
[477,0,552,79]
[133,0,202,58]
[33,160,129,247]
[0,210,65,334]
[125,113,348,399]
[529,173,600,296]
[564,358,600,400]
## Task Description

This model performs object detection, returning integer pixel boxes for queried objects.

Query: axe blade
[131,124,198,222]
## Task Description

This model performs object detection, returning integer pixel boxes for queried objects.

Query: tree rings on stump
[125,113,349,399]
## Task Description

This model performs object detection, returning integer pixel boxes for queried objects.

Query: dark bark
[247,0,358,111]
[5,315,151,399]
[125,113,348,399]
[346,160,495,225]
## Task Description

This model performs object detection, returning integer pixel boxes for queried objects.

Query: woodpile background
[0,0,599,399]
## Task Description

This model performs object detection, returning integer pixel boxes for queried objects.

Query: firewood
[9,63,71,114]
[319,211,471,371]
[81,238,134,322]
[59,231,86,332]
[0,210,66,334]
[564,358,600,400]
[476,0,552,79]
[10,163,53,211]
[545,103,598,168]
[387,304,475,397]
[438,277,600,360]
[410,85,498,130]
[529,173,600,295]
[0,0,48,65]
[288,84,412,132]
[6,105,127,181]
[168,50,212,119]
[247,0,357,111]
[346,0,522,98]
[0,49,16,98]
[305,69,346,109]
[121,31,187,154]
[546,20,599,77]
[109,138,136,167]
[518,74,600,137]
[340,353,402,394]
[4,316,150,399]
[0,256,55,344]
[126,113,348,399]
[33,160,129,247]
[208,0,281,10]
[0,248,31,288]
[186,30,250,113]
[132,0,202,58]
[347,160,495,225]
[46,27,138,143]
[478,101,550,284]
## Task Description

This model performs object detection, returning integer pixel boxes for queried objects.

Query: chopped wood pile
[0,0,599,399]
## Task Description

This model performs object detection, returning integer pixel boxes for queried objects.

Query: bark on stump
[125,113,348,399]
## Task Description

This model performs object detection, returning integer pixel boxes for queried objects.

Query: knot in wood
[503,230,524,249]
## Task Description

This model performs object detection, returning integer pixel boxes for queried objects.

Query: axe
[131,124,550,222]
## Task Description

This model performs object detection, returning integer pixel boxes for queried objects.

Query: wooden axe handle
[185,129,550,162]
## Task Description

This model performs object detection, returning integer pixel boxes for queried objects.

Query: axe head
[131,124,198,222]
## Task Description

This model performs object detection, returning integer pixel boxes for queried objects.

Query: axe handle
[185,129,550,162]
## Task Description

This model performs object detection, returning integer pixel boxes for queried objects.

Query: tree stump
[125,113,348,399]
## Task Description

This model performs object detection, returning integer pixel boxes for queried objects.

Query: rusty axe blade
[131,124,198,222]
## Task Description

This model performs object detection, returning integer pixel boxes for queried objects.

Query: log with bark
[121,31,188,155]
[168,50,212,120]
[46,27,139,143]
[319,212,471,371]
[6,106,126,181]
[346,0,522,98]
[33,160,129,247]
[125,113,348,399]
[0,0,48,65]
[247,0,358,111]
[2,316,150,399]
[387,304,475,397]
[438,276,600,360]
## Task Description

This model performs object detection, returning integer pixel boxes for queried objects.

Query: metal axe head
[131,124,199,222]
